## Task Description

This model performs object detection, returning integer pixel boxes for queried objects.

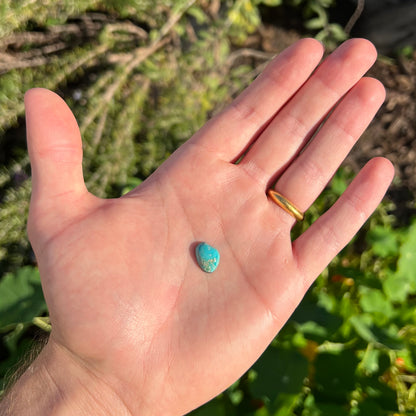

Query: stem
[344,0,365,35]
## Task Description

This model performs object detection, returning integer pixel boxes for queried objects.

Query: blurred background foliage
[0,0,415,415]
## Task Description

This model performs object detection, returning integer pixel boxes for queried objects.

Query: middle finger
[239,39,377,185]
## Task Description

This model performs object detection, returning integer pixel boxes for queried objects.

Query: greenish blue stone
[195,242,220,273]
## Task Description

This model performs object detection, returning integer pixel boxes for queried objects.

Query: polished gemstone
[195,242,220,273]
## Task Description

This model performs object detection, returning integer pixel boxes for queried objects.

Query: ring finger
[270,76,386,221]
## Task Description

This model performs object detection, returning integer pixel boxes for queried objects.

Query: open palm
[25,39,393,416]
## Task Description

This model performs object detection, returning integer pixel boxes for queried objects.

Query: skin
[1,38,394,416]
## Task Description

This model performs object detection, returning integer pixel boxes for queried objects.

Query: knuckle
[298,157,326,189]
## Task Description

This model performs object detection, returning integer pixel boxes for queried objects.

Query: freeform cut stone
[195,242,220,273]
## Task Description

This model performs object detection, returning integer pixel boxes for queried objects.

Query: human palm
[25,39,393,415]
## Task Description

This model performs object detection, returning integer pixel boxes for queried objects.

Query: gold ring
[267,189,304,221]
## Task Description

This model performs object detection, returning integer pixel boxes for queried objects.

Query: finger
[25,88,91,241]
[272,77,385,218]
[188,38,324,160]
[240,39,378,185]
[292,157,394,287]
[25,88,87,199]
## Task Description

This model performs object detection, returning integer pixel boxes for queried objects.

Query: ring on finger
[267,189,304,221]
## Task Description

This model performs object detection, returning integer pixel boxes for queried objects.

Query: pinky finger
[292,157,394,288]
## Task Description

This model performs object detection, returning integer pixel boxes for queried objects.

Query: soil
[355,56,416,223]
[245,24,416,225]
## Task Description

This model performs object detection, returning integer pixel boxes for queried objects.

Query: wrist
[0,340,132,416]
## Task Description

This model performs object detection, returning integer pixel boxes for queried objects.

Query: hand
[22,38,393,415]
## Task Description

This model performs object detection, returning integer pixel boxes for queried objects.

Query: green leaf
[187,6,208,25]
[355,399,385,416]
[314,349,358,402]
[259,0,283,6]
[310,402,349,416]
[305,17,325,30]
[366,225,399,257]
[297,321,328,339]
[291,297,342,342]
[3,322,27,353]
[189,397,227,416]
[369,325,404,350]
[349,316,403,349]
[0,335,34,388]
[359,288,393,323]
[292,331,308,349]
[396,220,416,292]
[318,0,335,7]
[327,24,347,42]
[349,315,378,344]
[358,375,398,411]
[254,407,270,416]
[273,393,301,416]
[301,393,320,416]
[251,346,308,410]
[383,273,411,302]
[0,267,47,330]
[330,171,348,196]
[357,344,380,376]
[121,177,143,195]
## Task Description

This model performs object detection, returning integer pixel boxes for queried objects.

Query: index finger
[188,38,324,160]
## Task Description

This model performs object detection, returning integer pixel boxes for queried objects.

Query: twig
[81,0,197,135]
[32,317,51,332]
[0,42,69,73]
[105,22,148,39]
[92,104,110,148]
[51,44,109,87]
[344,0,365,35]
[0,20,104,73]
[0,55,49,73]
[0,22,100,50]
[398,374,416,383]
[226,48,274,66]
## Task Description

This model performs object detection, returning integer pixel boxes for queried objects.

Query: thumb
[25,88,90,243]
[25,88,86,199]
